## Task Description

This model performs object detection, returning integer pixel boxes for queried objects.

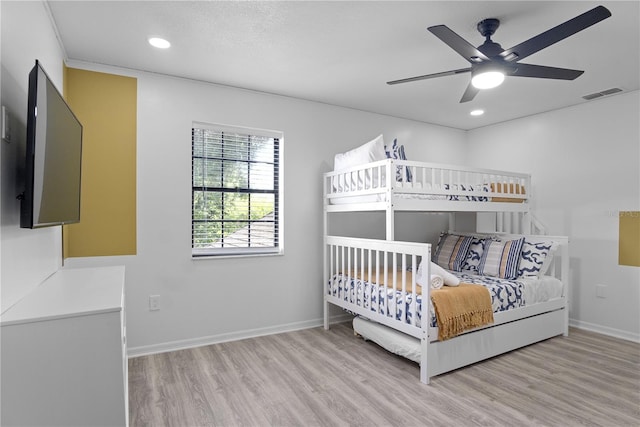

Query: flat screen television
[20,60,83,229]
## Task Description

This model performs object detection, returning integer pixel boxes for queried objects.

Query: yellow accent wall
[63,66,137,257]
[619,211,640,267]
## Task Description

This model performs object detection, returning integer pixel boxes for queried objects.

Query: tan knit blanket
[431,284,494,341]
[341,270,493,340]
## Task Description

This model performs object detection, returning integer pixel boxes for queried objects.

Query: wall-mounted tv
[20,60,83,229]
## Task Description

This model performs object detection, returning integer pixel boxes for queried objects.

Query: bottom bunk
[323,232,569,384]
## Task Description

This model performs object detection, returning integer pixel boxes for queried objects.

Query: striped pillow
[433,233,473,272]
[478,237,525,279]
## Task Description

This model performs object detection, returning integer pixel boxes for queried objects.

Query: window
[192,122,282,257]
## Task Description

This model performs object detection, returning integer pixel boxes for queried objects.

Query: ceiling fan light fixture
[471,70,505,89]
[388,6,611,103]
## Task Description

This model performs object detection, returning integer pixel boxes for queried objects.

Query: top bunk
[324,135,530,214]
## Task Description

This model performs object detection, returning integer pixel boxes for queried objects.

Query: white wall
[466,91,640,341]
[0,1,65,313]
[64,63,467,354]
[7,1,637,353]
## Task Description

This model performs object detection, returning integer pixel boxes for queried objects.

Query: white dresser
[1,266,128,426]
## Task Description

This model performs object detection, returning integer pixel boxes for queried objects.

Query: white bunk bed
[325,158,531,239]
[322,159,569,384]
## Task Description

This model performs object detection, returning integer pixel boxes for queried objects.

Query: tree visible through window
[192,122,282,256]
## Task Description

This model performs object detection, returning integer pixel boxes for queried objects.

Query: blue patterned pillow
[518,240,556,278]
[433,233,473,272]
[478,237,525,279]
[384,138,412,182]
[461,236,487,273]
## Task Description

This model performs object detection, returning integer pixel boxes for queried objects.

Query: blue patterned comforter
[328,271,525,328]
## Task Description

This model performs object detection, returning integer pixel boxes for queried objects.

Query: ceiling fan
[387,5,612,103]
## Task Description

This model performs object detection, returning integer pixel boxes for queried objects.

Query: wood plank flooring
[128,324,640,427]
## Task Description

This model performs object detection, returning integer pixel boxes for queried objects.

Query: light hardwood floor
[129,324,640,426]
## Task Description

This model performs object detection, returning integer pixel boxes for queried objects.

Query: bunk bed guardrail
[324,159,530,203]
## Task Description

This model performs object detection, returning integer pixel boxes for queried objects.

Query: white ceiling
[48,1,639,130]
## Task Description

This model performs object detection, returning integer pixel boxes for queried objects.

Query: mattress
[328,191,446,205]
[328,270,563,328]
[353,315,422,363]
[329,182,524,205]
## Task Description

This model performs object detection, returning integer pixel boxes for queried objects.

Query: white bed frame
[322,160,569,384]
[324,159,532,239]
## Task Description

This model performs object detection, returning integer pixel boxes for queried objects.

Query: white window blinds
[192,122,282,257]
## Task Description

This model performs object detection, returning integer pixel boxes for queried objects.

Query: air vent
[582,87,623,100]
[600,88,623,96]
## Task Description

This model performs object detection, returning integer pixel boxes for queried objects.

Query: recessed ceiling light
[148,37,171,49]
[470,109,485,116]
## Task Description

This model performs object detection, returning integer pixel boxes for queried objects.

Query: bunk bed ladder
[531,215,548,235]
[496,212,530,234]
[479,212,548,235]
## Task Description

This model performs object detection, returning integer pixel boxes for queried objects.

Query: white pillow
[334,134,386,171]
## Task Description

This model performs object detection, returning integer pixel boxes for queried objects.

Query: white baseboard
[127,313,353,358]
[569,318,640,343]
[130,315,638,358]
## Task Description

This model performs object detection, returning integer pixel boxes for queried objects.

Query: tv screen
[20,60,83,229]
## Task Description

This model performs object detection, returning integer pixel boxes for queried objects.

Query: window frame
[191,121,283,258]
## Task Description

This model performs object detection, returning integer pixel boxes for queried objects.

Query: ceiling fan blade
[500,5,611,62]
[510,63,584,80]
[428,25,490,63]
[387,68,471,85]
[460,82,479,103]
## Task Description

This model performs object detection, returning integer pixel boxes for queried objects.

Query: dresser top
[1,266,125,326]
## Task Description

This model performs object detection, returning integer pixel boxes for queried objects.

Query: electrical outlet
[149,295,160,311]
[595,284,607,299]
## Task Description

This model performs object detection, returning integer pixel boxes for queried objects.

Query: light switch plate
[2,106,13,143]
